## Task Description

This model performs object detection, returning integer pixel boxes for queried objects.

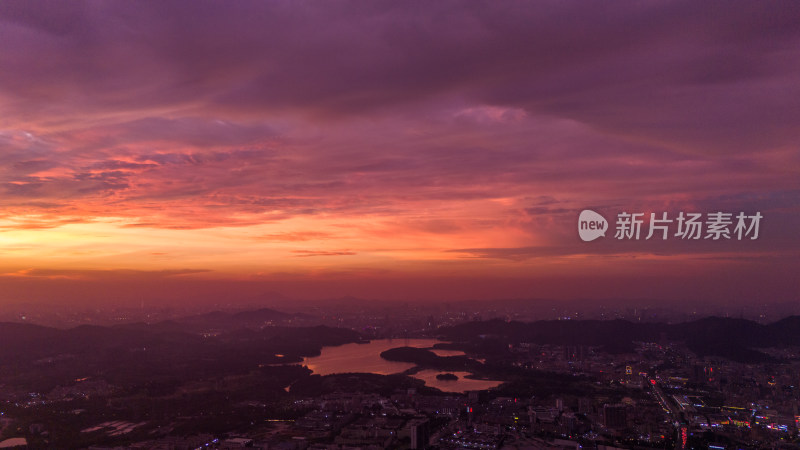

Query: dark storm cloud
[1,1,799,155]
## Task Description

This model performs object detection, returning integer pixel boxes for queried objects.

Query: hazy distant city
[4,297,800,331]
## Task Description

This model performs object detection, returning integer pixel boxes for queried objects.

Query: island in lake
[436,372,459,381]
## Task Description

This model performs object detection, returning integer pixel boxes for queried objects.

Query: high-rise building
[603,404,627,429]
[409,418,429,449]
[578,397,592,414]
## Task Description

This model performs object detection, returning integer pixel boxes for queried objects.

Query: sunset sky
[0,1,798,306]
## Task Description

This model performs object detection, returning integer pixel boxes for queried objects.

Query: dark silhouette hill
[439,316,800,363]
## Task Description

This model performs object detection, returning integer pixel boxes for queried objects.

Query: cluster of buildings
[5,335,800,449]
[80,378,786,450]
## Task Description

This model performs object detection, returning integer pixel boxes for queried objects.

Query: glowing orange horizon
[0,2,797,304]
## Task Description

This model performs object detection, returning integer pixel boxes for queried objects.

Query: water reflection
[303,339,503,393]
[411,370,503,393]
[304,339,439,375]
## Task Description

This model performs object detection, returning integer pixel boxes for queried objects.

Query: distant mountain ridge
[0,316,363,393]
[113,307,314,334]
[1,314,798,367]
[439,315,800,363]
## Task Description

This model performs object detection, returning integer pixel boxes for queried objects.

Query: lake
[303,338,503,393]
